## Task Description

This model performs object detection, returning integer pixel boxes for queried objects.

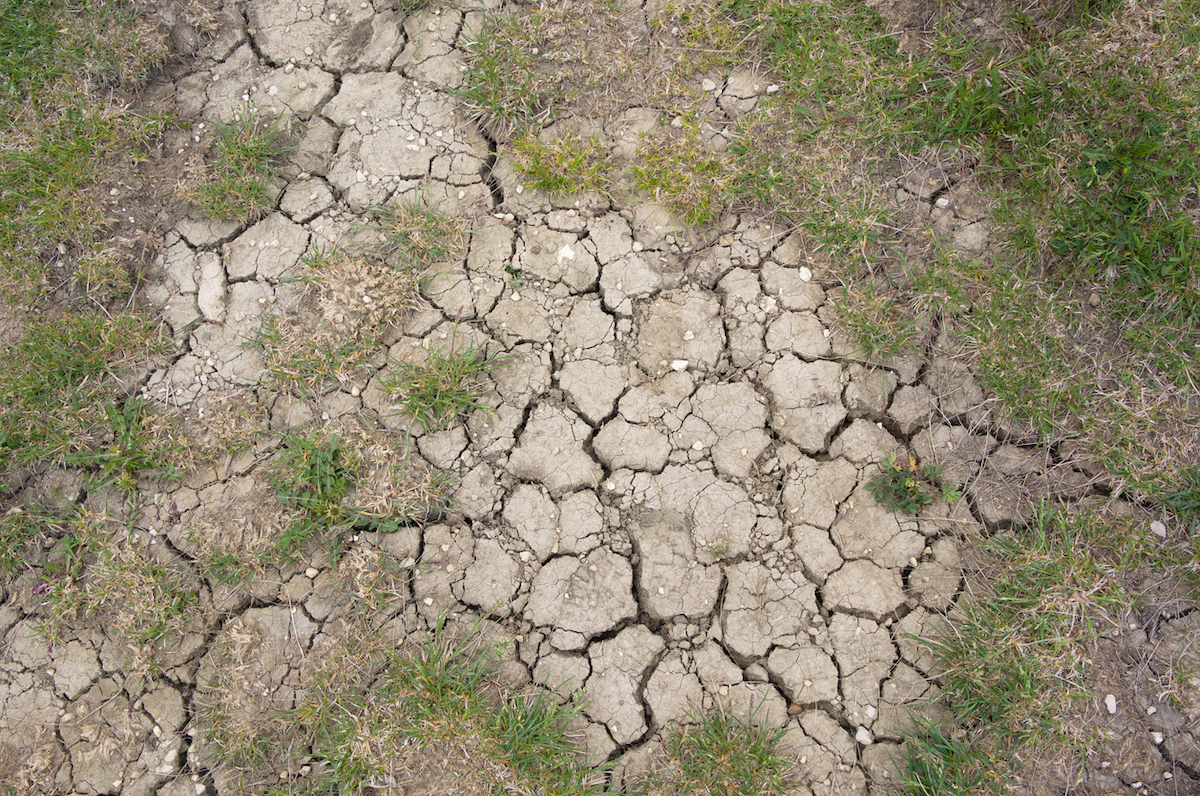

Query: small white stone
[305,567,319,578]
[1147,705,1157,714]
[424,597,434,606]
[767,84,780,93]
[935,196,951,208]
[1105,694,1117,714]
[683,330,695,340]
[1150,520,1167,538]
[671,116,683,128]
[701,78,717,91]
[798,266,813,282]
[670,359,689,371]
[1151,731,1164,744]
[855,726,873,745]
[691,440,704,451]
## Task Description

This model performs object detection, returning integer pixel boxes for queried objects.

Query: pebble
[855,726,873,745]
[1105,694,1117,714]
[701,78,717,91]
[670,359,689,371]
[304,567,319,578]
[1150,520,1167,538]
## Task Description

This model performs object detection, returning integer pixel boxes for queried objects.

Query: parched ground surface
[1,1,1198,795]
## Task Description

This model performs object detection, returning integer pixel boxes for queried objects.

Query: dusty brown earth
[1,1,1197,795]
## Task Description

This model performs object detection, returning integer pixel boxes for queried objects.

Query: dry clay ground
[2,0,1199,794]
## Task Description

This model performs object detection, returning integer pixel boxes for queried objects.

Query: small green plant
[632,120,732,228]
[381,337,507,433]
[186,108,291,222]
[867,453,961,515]
[64,400,182,492]
[637,704,791,796]
[902,718,988,796]
[268,432,445,562]
[509,129,616,196]
[269,432,359,559]
[373,201,467,269]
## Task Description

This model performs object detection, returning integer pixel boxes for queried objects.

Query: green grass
[381,336,507,434]
[198,617,604,796]
[904,504,1200,792]
[693,0,1200,511]
[901,719,987,796]
[313,621,603,795]
[508,130,617,197]
[373,201,468,269]
[636,704,791,796]
[250,313,379,397]
[632,119,733,228]
[63,400,183,493]
[458,11,565,138]
[268,431,448,563]
[0,311,165,475]
[186,109,291,223]
[0,0,167,296]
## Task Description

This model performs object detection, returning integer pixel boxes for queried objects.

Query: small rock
[1150,520,1167,538]
[670,359,689,371]
[1088,292,1101,307]
[702,78,718,92]
[1105,693,1117,714]
[304,567,319,578]
[856,726,873,745]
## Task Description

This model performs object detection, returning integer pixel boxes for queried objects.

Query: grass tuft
[0,311,163,475]
[508,129,617,197]
[185,108,291,223]
[373,201,468,270]
[638,704,791,795]
[381,334,507,434]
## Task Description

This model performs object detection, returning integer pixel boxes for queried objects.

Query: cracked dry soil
[2,1,1199,795]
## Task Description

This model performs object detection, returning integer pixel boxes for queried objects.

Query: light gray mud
[1,1,1191,795]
